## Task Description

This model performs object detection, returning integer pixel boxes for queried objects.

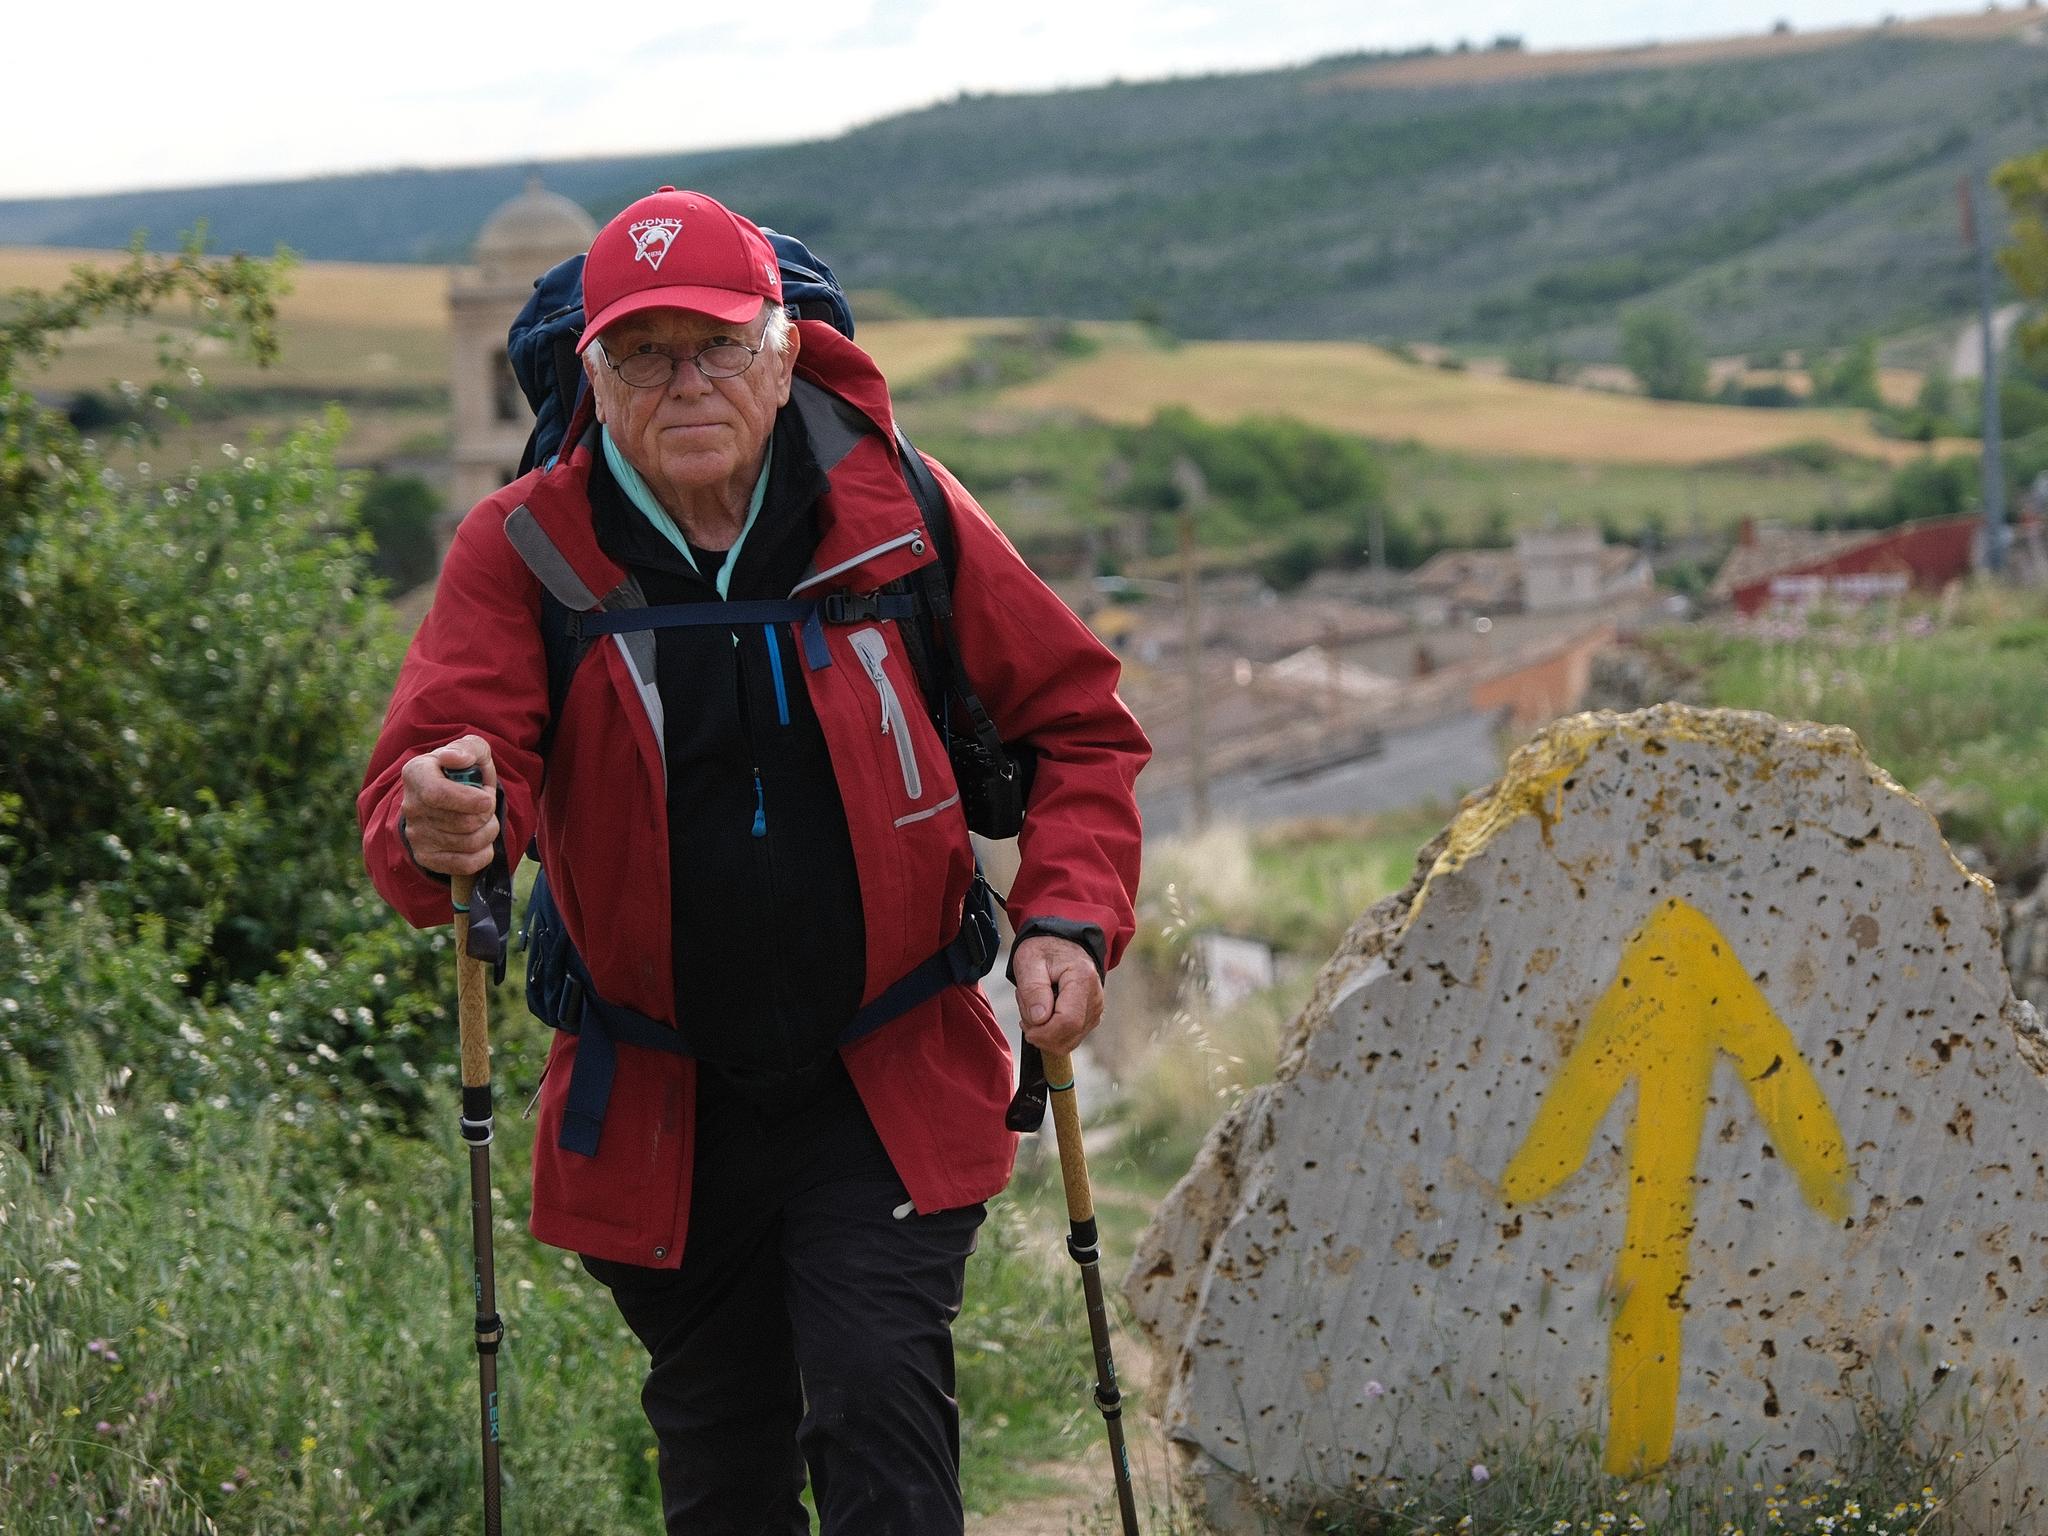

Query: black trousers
[581,1062,986,1535]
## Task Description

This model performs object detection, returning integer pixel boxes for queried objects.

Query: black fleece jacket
[590,407,866,1091]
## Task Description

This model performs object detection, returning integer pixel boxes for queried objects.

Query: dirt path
[967,1332,1187,1536]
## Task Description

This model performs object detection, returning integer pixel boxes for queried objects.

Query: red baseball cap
[577,187,782,351]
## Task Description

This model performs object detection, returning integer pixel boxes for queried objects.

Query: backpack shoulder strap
[504,500,651,770]
[888,432,1026,795]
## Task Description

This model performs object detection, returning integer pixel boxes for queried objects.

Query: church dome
[472,175,597,266]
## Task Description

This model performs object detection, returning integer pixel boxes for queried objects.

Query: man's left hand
[1012,936,1103,1054]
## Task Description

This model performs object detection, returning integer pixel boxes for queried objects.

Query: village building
[1707,514,1985,615]
[445,177,596,541]
[1401,529,1651,626]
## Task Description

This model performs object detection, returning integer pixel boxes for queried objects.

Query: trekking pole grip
[451,872,493,1089]
[444,765,493,1092]
[1042,1049,1095,1224]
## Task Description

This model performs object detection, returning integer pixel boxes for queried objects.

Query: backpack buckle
[953,875,1002,982]
[822,591,884,624]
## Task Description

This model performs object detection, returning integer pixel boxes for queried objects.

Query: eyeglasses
[595,333,767,389]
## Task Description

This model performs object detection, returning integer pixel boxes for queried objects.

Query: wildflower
[96,1420,113,1433]
[301,1435,318,1454]
[1365,1379,1386,1399]
[1471,1463,1490,1484]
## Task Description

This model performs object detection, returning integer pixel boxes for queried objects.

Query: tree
[1917,367,1956,422]
[1508,340,1571,383]
[357,472,443,593]
[1811,337,1882,409]
[1994,148,2048,370]
[1620,310,1708,401]
[0,243,403,981]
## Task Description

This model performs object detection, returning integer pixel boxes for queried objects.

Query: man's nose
[666,358,715,399]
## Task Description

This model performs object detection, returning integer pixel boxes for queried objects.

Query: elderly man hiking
[359,186,1149,1533]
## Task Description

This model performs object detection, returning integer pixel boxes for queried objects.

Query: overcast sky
[4,0,1985,199]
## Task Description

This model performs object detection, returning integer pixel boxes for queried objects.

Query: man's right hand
[398,736,500,876]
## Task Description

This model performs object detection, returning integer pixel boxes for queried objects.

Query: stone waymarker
[1128,705,2047,1526]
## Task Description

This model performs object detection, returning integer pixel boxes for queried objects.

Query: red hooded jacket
[360,323,1149,1267]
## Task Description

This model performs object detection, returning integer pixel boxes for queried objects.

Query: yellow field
[4,247,1007,399]
[996,338,1956,466]
[2,246,453,393]
[857,317,1013,384]
[7,246,1963,469]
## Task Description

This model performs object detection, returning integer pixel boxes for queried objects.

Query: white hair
[762,301,793,355]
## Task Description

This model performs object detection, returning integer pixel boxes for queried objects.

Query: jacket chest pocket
[848,627,924,801]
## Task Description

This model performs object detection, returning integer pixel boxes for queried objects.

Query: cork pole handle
[1043,1049,1094,1224]
[452,872,492,1090]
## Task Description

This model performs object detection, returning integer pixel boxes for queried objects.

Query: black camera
[951,732,1036,840]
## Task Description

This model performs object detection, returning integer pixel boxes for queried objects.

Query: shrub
[1999,376,2048,439]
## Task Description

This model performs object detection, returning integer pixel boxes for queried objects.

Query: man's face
[585,301,797,502]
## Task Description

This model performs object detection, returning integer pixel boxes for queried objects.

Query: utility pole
[1173,456,1210,832]
[1368,502,1387,603]
[1959,169,2010,573]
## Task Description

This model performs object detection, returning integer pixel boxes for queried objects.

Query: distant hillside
[3,9,2043,356]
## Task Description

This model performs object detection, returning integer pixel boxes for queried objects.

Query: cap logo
[628,217,684,271]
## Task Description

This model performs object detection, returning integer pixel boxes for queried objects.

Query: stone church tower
[446,176,597,535]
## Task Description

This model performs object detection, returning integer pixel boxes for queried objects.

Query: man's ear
[581,350,608,423]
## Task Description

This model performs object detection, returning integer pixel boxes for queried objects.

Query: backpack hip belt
[529,871,1001,1158]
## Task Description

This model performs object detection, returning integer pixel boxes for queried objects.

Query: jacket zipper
[848,627,922,800]
[791,529,929,596]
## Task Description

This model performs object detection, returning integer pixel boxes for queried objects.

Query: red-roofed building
[1715,515,1983,616]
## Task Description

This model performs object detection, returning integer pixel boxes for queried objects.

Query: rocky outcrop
[1128,705,2046,1529]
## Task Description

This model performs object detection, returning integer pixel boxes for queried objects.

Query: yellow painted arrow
[1501,896,1852,1477]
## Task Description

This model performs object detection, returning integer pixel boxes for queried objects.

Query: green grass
[0,1038,1115,1530]
[1136,808,1447,969]
[0,1082,658,1533]
[1070,1410,1984,1535]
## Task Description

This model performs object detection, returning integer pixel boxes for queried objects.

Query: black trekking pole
[1041,1048,1141,1536]
[447,765,505,1536]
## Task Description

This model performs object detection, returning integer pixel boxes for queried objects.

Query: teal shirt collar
[600,428,773,601]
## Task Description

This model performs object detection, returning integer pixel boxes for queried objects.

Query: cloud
[0,0,1938,198]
